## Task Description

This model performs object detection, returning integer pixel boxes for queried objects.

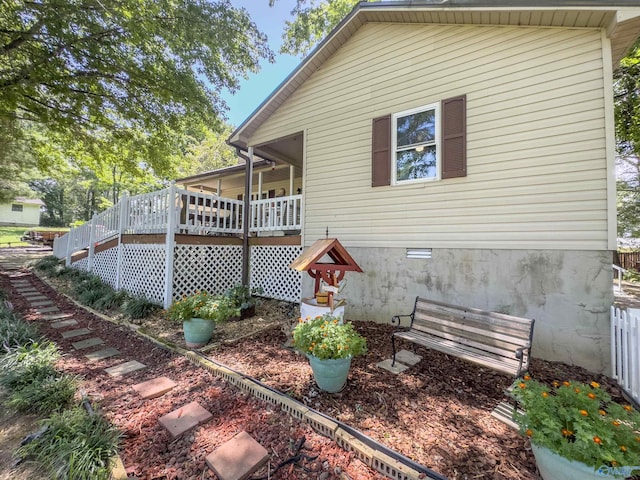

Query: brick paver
[132,377,177,399]
[158,401,212,439]
[205,431,269,480]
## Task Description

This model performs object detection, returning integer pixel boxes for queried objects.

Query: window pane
[396,109,435,147]
[396,146,437,181]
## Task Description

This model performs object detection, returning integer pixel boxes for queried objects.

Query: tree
[615,39,640,237]
[177,124,238,178]
[279,0,361,56]
[1,0,273,173]
[0,117,40,202]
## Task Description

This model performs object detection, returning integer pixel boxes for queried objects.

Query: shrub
[122,296,159,320]
[624,268,640,283]
[8,373,78,414]
[166,292,239,323]
[17,405,121,480]
[0,310,41,353]
[71,274,105,298]
[0,341,60,390]
[32,256,63,274]
[93,290,129,311]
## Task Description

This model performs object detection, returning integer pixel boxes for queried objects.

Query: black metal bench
[391,297,535,378]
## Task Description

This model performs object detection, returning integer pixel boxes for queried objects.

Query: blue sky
[222,1,302,127]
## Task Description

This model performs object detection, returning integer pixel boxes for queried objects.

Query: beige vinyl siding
[248,23,609,250]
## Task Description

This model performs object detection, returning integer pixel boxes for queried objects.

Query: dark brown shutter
[441,95,467,179]
[372,114,391,187]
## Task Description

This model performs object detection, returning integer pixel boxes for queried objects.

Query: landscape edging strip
[32,270,446,480]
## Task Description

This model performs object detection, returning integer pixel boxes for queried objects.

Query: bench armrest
[514,344,532,377]
[391,314,412,327]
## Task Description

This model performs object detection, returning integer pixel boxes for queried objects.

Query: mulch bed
[1,268,631,479]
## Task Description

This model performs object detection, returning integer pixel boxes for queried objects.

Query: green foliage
[0,308,41,352]
[0,0,271,188]
[93,290,130,312]
[0,341,60,391]
[280,0,361,56]
[511,377,640,469]
[292,314,367,360]
[224,284,263,311]
[8,373,77,414]
[166,291,240,323]
[624,268,640,282]
[122,296,159,320]
[16,406,121,480]
[33,255,64,274]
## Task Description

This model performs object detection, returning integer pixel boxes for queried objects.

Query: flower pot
[307,355,351,393]
[183,317,215,348]
[531,444,625,480]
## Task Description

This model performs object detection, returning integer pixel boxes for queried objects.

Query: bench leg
[391,334,397,367]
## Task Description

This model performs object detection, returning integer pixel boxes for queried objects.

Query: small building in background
[0,197,44,226]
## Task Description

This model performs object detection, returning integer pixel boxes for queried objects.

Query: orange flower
[593,436,602,444]
[620,445,627,452]
[624,405,633,412]
[599,409,607,416]
[541,392,549,398]
[561,428,573,437]
[612,420,621,427]
[574,388,581,394]
[526,429,533,437]
[519,382,527,389]
[563,381,571,387]
[590,381,600,388]
[523,375,531,380]
[587,393,596,400]
[552,381,560,387]
[580,410,588,416]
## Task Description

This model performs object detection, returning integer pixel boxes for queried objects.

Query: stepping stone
[35,306,59,314]
[51,319,79,329]
[376,359,410,374]
[85,348,120,362]
[17,289,39,294]
[206,431,269,480]
[29,300,54,307]
[23,295,48,301]
[104,360,147,377]
[72,337,105,350]
[42,313,74,321]
[159,401,213,439]
[132,377,177,400]
[61,328,92,339]
[394,349,423,366]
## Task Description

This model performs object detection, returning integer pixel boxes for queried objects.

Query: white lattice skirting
[70,241,303,305]
[250,245,303,303]
[119,244,167,304]
[172,244,243,301]
[93,247,119,288]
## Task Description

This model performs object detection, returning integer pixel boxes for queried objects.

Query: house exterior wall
[302,247,613,373]
[249,23,616,373]
[0,202,41,226]
[250,23,611,250]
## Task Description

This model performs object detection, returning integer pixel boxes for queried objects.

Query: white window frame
[391,102,440,185]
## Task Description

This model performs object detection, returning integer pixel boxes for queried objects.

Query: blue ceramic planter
[307,355,352,393]
[183,317,215,348]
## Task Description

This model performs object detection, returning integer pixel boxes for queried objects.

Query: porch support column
[258,172,263,199]
[242,147,254,286]
[217,179,222,196]
[289,165,295,196]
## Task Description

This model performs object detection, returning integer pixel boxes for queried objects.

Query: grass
[0,226,70,247]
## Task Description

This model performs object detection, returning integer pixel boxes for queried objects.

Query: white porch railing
[611,306,640,405]
[613,264,626,293]
[249,194,302,233]
[52,187,303,259]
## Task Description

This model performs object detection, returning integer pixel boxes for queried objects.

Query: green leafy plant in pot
[224,284,263,321]
[166,291,240,348]
[292,314,367,393]
[510,375,640,480]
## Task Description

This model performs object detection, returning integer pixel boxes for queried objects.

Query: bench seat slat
[395,331,522,375]
[413,312,532,347]
[391,297,535,378]
[416,299,534,328]
[408,324,527,360]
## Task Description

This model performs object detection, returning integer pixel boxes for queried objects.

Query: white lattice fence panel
[250,245,302,302]
[120,244,166,304]
[172,244,242,300]
[71,256,89,272]
[92,247,119,288]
